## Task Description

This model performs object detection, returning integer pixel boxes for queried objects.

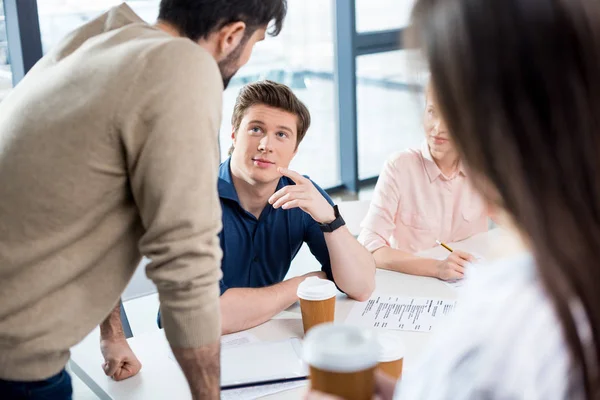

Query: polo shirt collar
[218,158,288,204]
[218,158,240,203]
[420,140,467,182]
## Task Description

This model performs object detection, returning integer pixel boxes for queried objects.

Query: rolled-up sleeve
[121,41,224,349]
[358,156,402,253]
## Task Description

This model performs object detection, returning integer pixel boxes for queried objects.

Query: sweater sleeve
[119,39,224,348]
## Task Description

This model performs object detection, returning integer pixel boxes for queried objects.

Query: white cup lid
[297,276,337,301]
[377,332,405,362]
[303,323,379,372]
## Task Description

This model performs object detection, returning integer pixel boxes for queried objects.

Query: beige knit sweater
[0,3,223,380]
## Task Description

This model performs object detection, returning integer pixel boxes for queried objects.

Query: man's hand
[100,337,142,381]
[268,167,335,224]
[435,250,475,281]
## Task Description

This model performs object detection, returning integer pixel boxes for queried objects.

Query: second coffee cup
[376,332,405,380]
[303,323,380,400]
[297,276,337,334]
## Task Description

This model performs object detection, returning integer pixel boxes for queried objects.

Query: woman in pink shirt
[358,85,488,281]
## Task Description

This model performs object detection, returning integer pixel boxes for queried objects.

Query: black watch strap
[319,205,346,232]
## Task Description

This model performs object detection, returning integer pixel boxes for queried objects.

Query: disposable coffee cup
[376,332,405,380]
[297,277,337,334]
[303,324,379,400]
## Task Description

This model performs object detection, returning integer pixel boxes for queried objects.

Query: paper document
[167,334,307,390]
[168,331,260,363]
[221,381,307,400]
[345,294,457,332]
[443,279,466,289]
[221,331,260,348]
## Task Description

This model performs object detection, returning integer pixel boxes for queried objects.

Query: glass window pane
[38,1,159,53]
[37,1,339,188]
[355,0,415,33]
[0,0,12,101]
[357,50,426,180]
[221,0,339,188]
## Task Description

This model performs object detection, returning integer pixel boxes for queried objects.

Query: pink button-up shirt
[358,142,488,254]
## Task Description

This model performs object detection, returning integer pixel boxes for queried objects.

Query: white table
[70,229,507,400]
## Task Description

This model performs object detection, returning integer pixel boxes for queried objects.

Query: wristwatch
[319,205,346,232]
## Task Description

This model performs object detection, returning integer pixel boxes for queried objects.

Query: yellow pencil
[435,239,454,253]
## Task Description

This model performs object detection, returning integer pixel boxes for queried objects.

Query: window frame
[6,0,407,193]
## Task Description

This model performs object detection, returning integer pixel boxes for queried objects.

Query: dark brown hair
[158,0,287,41]
[411,0,600,397]
[229,80,311,155]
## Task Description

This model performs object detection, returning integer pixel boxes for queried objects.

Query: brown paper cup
[297,277,337,334]
[377,358,404,380]
[303,324,380,400]
[310,365,376,400]
[376,332,405,380]
[299,297,336,334]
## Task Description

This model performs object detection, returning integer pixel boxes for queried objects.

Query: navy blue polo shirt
[157,159,335,328]
[217,158,335,293]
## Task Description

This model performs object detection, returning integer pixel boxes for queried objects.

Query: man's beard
[217,38,247,90]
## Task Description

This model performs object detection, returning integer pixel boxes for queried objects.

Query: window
[37,1,159,53]
[355,0,415,33]
[0,0,12,100]
[356,50,426,179]
[36,0,339,188]
[221,0,339,188]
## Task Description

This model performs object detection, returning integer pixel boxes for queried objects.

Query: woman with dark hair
[308,0,600,398]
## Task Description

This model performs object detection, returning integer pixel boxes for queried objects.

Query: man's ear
[231,129,236,144]
[216,22,246,60]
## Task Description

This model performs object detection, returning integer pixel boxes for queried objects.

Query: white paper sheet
[221,380,307,400]
[221,331,260,348]
[167,331,260,363]
[345,294,457,332]
[220,338,306,387]
[168,333,307,396]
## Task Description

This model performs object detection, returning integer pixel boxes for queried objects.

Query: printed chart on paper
[345,294,457,332]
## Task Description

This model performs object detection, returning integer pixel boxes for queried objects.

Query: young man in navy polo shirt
[99,80,376,380]
[211,80,376,333]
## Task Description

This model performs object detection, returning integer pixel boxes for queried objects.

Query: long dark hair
[410,0,600,397]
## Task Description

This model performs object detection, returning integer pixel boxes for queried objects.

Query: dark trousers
[0,369,72,400]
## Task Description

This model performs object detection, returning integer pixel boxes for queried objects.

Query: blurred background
[0,0,427,195]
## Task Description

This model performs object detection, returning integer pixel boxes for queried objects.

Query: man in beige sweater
[0,1,287,399]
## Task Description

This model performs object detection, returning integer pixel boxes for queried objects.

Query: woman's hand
[435,250,475,281]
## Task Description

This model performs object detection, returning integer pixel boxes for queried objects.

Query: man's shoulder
[91,23,221,89]
[135,34,219,78]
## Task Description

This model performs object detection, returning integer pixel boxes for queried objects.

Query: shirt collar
[218,158,289,205]
[420,140,467,183]
[218,158,240,203]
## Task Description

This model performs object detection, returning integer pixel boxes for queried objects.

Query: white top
[303,323,380,372]
[377,332,405,363]
[297,277,337,301]
[395,253,585,399]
